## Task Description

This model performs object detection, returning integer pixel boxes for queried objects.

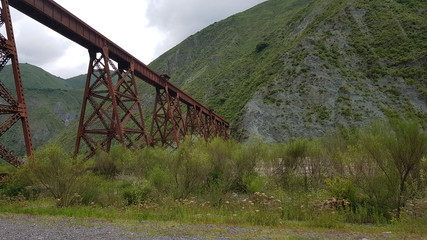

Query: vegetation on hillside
[0,63,69,90]
[1,119,426,232]
[149,0,427,141]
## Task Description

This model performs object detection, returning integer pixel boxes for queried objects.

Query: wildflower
[255,209,260,213]
[225,201,230,204]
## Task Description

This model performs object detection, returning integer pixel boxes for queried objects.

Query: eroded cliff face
[236,0,427,142]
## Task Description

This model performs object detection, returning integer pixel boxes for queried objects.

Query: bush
[269,139,310,190]
[31,145,86,207]
[93,150,119,178]
[255,42,269,52]
[360,120,427,218]
[243,174,267,193]
[172,138,211,198]
[148,166,173,195]
[122,180,152,205]
[0,181,27,198]
[325,177,358,203]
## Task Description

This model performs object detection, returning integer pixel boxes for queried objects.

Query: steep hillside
[0,64,82,156]
[149,0,427,142]
[0,63,69,90]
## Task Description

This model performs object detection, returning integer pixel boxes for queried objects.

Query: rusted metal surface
[150,87,186,148]
[0,0,32,166]
[74,47,149,158]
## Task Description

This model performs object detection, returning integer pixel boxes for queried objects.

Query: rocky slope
[149,0,427,142]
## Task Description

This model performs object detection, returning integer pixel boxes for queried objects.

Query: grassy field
[0,119,426,238]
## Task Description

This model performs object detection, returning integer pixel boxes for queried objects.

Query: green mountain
[65,74,87,89]
[0,63,69,90]
[0,64,83,156]
[149,0,427,142]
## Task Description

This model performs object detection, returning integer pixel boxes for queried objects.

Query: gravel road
[0,213,424,239]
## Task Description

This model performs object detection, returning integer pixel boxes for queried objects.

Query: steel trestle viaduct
[0,0,230,166]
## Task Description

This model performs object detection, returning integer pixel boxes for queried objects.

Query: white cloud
[13,14,70,64]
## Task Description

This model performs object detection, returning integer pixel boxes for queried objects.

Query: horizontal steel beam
[9,0,229,127]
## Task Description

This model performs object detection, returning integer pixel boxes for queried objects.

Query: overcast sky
[6,0,265,78]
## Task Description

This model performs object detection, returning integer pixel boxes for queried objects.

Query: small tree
[271,139,309,190]
[362,120,427,218]
[31,145,85,206]
[172,138,211,198]
[387,120,427,216]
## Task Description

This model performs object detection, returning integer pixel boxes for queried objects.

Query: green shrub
[361,120,427,218]
[122,180,152,205]
[172,138,212,198]
[243,174,266,193]
[148,166,173,195]
[0,181,27,198]
[325,177,357,204]
[255,42,269,52]
[31,145,86,207]
[269,139,310,190]
[93,150,119,178]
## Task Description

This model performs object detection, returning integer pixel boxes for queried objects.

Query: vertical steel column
[150,87,185,148]
[205,114,215,139]
[0,0,33,166]
[184,104,195,138]
[198,111,209,141]
[74,46,148,158]
[190,106,208,140]
[114,61,149,149]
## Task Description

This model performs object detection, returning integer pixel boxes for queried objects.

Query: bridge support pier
[74,46,148,158]
[0,0,33,166]
[150,87,185,148]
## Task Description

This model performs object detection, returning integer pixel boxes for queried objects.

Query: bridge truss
[0,0,230,166]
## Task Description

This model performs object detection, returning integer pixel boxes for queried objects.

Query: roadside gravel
[0,213,424,239]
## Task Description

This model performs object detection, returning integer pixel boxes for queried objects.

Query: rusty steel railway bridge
[0,0,230,166]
